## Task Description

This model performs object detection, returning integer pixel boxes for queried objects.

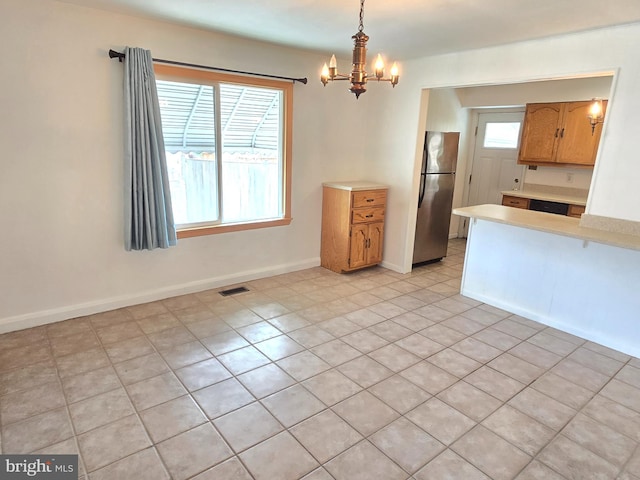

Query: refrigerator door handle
[417,173,427,208]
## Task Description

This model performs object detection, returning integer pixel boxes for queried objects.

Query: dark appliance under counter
[528,199,570,216]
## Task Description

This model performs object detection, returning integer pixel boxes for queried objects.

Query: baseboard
[460,287,640,359]
[379,260,406,274]
[0,257,321,334]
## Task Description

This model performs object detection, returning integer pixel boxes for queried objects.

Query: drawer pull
[366,198,375,202]
[365,214,374,218]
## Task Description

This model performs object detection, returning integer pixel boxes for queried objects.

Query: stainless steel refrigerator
[412,131,460,265]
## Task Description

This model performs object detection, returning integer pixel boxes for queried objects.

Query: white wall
[425,89,466,131]
[0,0,368,331]
[365,23,640,272]
[523,168,593,191]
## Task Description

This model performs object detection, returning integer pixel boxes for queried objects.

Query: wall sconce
[587,98,604,135]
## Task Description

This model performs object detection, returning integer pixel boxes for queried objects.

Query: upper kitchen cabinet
[518,102,563,163]
[518,100,607,167]
[555,101,607,165]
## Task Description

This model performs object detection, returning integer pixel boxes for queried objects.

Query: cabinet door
[518,103,563,164]
[366,223,384,265]
[555,101,607,166]
[349,224,369,269]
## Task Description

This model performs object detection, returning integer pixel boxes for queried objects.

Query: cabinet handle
[366,198,374,202]
[560,128,565,138]
[555,128,559,138]
[365,214,374,218]
[366,238,371,248]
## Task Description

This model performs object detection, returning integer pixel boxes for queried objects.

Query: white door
[460,111,526,236]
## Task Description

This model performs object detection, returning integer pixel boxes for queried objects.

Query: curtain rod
[108,49,308,85]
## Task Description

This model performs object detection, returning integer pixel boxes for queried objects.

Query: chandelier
[320,0,399,98]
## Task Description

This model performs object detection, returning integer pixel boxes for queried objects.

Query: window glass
[157,81,218,225]
[155,72,289,233]
[219,84,282,223]
[483,122,521,149]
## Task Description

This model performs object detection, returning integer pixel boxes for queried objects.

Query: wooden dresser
[321,182,388,273]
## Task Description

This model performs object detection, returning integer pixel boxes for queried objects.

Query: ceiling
[63,0,640,59]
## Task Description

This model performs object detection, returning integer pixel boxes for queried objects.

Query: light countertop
[323,181,389,191]
[454,204,640,251]
[501,189,587,206]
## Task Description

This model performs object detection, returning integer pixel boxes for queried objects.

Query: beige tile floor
[1,239,640,479]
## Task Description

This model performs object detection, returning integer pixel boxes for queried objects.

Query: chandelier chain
[358,0,365,32]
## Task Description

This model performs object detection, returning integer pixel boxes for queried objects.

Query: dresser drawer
[352,190,387,208]
[502,195,530,209]
[567,204,585,218]
[352,207,385,224]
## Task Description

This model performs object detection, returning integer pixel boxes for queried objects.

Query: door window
[483,122,521,149]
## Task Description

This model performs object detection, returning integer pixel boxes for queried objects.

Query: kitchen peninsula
[454,204,640,357]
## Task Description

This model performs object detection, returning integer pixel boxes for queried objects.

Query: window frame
[154,64,293,239]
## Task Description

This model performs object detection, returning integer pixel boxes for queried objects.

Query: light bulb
[589,99,602,118]
[374,54,384,79]
[390,62,399,86]
[321,63,329,85]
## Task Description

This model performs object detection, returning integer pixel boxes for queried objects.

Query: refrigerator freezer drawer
[352,207,385,224]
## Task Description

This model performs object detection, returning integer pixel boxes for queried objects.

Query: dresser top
[323,181,389,191]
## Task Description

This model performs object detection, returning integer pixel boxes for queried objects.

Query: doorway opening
[459,110,525,237]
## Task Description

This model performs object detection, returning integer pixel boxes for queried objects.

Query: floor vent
[219,286,249,297]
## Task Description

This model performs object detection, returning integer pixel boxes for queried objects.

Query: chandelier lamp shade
[320,0,399,98]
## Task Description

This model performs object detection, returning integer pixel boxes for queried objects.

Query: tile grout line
[76,309,168,479]
[1,241,638,480]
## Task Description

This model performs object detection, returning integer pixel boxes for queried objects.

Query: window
[154,64,292,238]
[483,122,521,149]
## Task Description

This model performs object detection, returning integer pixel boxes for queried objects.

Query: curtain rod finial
[109,49,125,62]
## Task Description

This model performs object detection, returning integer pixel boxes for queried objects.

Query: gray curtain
[123,47,177,250]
